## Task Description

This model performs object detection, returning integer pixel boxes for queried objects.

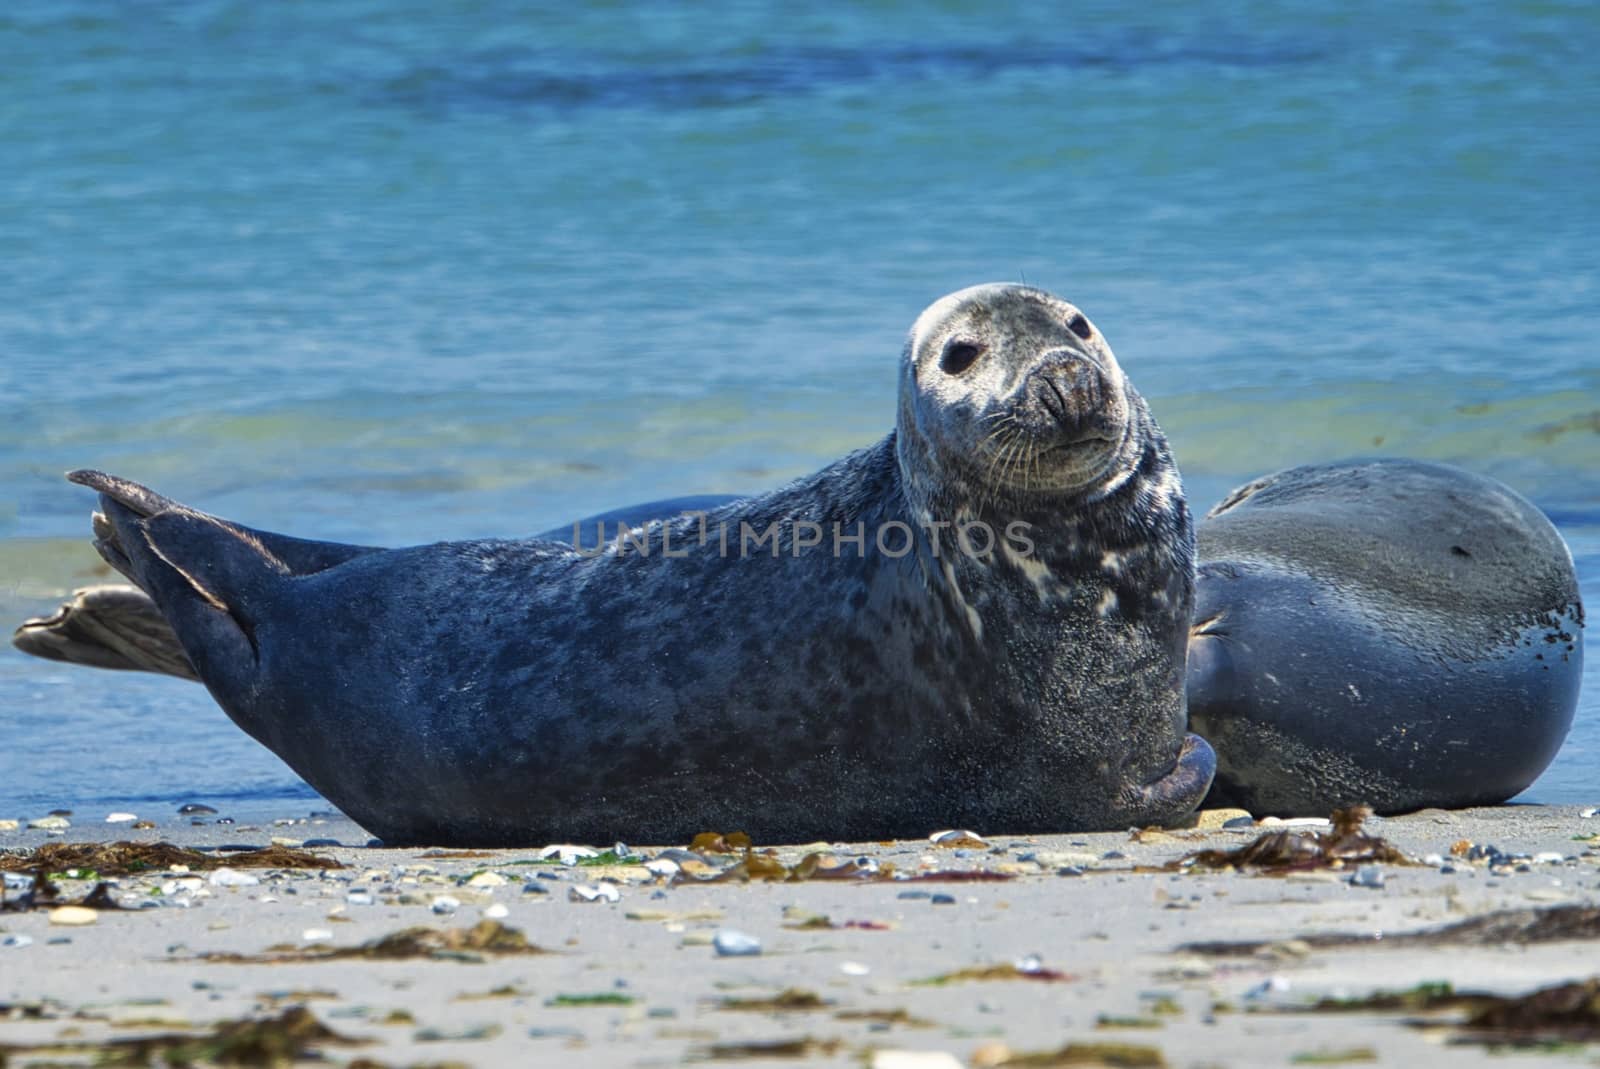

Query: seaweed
[690,831,754,854]
[780,913,890,931]
[686,847,889,883]
[0,841,342,875]
[545,992,636,1007]
[690,1036,844,1060]
[913,962,1074,986]
[1308,981,1459,1012]
[0,1006,366,1066]
[833,1007,932,1028]
[1280,978,1600,1048]
[203,920,546,963]
[715,989,832,1012]
[1181,905,1600,956]
[455,984,527,1000]
[1452,978,1600,1047]
[1174,807,1406,874]
[976,1041,1167,1067]
[1290,1049,1376,1064]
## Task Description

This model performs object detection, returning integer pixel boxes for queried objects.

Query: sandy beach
[3,804,1599,1067]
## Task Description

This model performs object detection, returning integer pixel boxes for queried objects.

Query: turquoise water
[1,1,1596,818]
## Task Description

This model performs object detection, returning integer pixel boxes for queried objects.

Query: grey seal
[41,283,1214,845]
[1188,458,1584,815]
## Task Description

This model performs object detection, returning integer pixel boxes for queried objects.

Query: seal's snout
[1025,352,1108,439]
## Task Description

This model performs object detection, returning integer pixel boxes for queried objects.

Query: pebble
[712,929,762,957]
[1534,852,1567,864]
[431,896,461,915]
[568,883,621,904]
[1222,815,1257,830]
[303,839,342,848]
[26,816,70,831]
[929,829,989,847]
[48,906,98,926]
[897,890,932,900]
[929,893,957,905]
[2,934,33,948]
[840,961,871,976]
[345,891,374,906]
[1350,865,1386,889]
[539,844,600,865]
[208,868,260,888]
[1165,956,1213,979]
[0,820,17,832]
[873,1051,963,1069]
[1260,816,1332,828]
[302,929,334,942]
[1245,975,1292,1001]
[1056,865,1086,877]
[177,804,218,815]
[466,871,508,888]
[643,859,681,879]
[484,903,510,920]
[1581,807,1598,819]
[522,882,549,896]
[1194,807,1252,830]
[270,837,303,848]
[104,812,138,824]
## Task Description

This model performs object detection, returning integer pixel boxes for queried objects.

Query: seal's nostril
[1043,376,1071,421]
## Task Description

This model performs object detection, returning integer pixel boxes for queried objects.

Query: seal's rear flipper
[12,586,198,680]
[68,469,183,517]
[73,471,294,690]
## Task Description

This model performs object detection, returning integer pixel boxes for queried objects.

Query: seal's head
[896,284,1136,512]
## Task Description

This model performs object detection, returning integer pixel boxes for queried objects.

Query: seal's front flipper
[12,585,197,680]
[1134,733,1217,827]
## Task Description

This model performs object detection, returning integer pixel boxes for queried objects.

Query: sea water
[1,1,1595,818]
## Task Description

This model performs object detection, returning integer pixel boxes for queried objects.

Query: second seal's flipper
[12,585,197,680]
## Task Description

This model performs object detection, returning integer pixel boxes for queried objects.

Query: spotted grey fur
[45,284,1214,846]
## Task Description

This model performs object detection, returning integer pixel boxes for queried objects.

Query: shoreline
[4,804,1599,1066]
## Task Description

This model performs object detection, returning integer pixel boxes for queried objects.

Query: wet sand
[3,804,1599,1067]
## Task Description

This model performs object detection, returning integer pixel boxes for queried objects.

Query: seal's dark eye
[1068,314,1093,341]
[940,339,984,375]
